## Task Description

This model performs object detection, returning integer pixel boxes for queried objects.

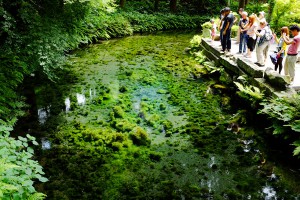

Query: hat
[259,11,265,16]
[224,7,230,12]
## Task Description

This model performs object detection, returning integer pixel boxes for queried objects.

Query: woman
[254,19,271,67]
[273,27,289,74]
[243,15,258,58]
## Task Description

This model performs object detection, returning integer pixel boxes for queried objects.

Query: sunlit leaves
[0,130,47,199]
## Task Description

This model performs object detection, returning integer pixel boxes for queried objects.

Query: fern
[234,81,264,100]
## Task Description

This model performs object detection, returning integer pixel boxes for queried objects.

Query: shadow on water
[13,31,300,199]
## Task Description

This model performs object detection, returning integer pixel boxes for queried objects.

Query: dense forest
[1,0,300,199]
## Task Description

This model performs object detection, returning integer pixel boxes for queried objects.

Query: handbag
[269,52,278,65]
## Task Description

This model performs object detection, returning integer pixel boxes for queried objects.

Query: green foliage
[233,76,264,102]
[245,2,269,16]
[189,35,202,48]
[123,11,207,33]
[271,0,300,33]
[259,94,300,157]
[0,130,47,199]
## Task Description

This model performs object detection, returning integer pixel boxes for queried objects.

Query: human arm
[218,19,223,30]
[283,34,294,45]
[273,33,279,43]
[223,22,230,35]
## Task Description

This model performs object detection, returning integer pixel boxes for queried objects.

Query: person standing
[221,7,234,54]
[219,9,225,46]
[238,11,248,54]
[254,19,271,67]
[210,19,217,42]
[283,25,300,84]
[273,27,289,74]
[243,15,258,58]
[236,8,244,44]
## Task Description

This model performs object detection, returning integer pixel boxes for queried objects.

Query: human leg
[246,37,254,57]
[284,56,290,76]
[220,31,223,46]
[277,57,283,74]
[288,56,297,81]
[239,33,243,53]
[226,30,232,51]
[263,43,270,63]
[236,28,241,43]
[221,30,226,51]
[242,34,247,53]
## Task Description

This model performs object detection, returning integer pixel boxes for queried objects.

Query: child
[283,25,300,84]
[210,19,217,42]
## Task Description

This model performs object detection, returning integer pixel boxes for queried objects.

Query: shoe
[237,52,242,54]
[255,63,265,67]
[254,62,259,65]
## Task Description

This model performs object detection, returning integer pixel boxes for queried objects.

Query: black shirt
[222,13,234,31]
[239,18,248,34]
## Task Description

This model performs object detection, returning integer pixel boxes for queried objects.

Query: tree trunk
[170,0,176,13]
[238,0,246,9]
[154,0,159,11]
[120,0,125,8]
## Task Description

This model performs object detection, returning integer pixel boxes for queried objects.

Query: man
[238,11,248,54]
[221,7,234,54]
[219,9,225,46]
[236,8,244,44]
[283,25,300,84]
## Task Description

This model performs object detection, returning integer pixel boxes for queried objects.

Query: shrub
[0,129,47,199]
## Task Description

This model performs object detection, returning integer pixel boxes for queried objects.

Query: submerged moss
[28,32,300,199]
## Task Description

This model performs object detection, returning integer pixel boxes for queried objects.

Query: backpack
[258,28,273,46]
[264,29,273,41]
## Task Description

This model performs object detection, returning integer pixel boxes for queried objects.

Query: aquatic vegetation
[130,127,150,146]
[18,32,300,199]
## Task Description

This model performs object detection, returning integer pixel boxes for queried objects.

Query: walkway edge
[199,39,297,97]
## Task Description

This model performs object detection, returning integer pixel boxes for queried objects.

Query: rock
[236,58,264,78]
[220,56,244,75]
[264,67,287,90]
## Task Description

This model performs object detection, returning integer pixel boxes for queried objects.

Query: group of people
[210,7,300,84]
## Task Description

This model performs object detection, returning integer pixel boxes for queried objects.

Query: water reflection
[76,93,86,105]
[38,106,50,124]
[65,97,71,112]
[262,185,277,200]
[89,88,96,99]
[41,137,51,150]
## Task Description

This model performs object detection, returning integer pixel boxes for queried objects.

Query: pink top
[247,22,258,39]
[288,34,300,55]
[212,24,217,34]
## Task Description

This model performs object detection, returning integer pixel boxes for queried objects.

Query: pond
[16,31,300,199]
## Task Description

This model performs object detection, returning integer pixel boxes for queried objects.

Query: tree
[238,0,249,9]
[154,0,159,11]
[170,0,177,12]
[120,0,125,8]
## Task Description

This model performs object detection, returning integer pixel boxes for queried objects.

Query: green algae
[23,31,300,199]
